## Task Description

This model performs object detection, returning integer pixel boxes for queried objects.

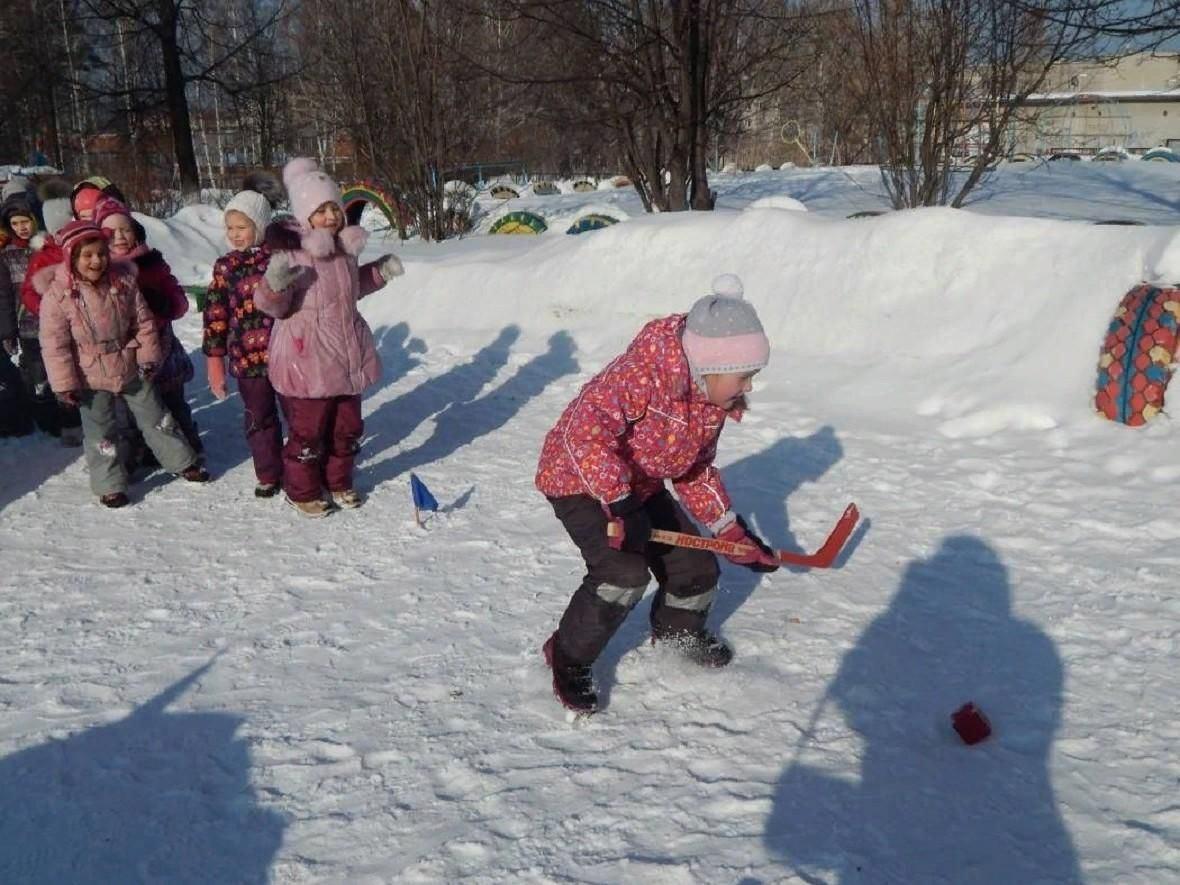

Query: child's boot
[255,481,280,498]
[180,465,211,483]
[653,629,733,668]
[100,492,130,508]
[542,632,598,714]
[286,495,334,518]
[331,489,363,509]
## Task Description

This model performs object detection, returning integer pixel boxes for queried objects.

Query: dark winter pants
[19,337,81,435]
[278,394,363,503]
[550,489,720,665]
[78,378,198,496]
[238,375,283,485]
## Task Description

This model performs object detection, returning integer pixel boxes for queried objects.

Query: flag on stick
[410,473,439,526]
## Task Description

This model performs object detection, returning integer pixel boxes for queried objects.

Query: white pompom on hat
[282,157,342,229]
[681,273,770,377]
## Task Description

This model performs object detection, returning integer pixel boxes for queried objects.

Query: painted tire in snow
[1095,283,1180,425]
[489,211,548,235]
[566,214,618,235]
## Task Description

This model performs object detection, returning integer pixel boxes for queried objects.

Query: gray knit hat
[682,274,770,378]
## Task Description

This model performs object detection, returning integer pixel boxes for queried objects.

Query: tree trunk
[158,0,200,201]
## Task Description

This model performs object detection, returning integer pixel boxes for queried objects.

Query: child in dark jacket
[202,187,283,497]
[534,274,780,715]
[93,195,202,459]
[20,188,82,442]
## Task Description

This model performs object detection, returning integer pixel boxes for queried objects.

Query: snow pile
[364,206,1175,435]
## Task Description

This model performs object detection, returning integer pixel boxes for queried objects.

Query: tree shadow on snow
[0,660,286,885]
[361,325,520,471]
[595,426,848,705]
[763,535,1080,884]
[363,329,578,489]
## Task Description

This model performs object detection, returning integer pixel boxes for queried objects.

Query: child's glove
[56,389,80,407]
[378,254,404,282]
[206,356,228,401]
[605,494,652,553]
[264,253,301,292]
[2,338,17,356]
[716,517,780,572]
[139,363,158,381]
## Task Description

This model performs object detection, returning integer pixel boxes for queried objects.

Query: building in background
[1013,52,1180,156]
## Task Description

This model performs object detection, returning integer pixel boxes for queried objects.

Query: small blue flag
[410,473,439,512]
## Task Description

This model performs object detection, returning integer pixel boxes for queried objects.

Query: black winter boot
[542,632,598,714]
[653,629,734,668]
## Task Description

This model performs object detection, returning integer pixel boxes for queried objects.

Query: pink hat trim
[681,329,770,374]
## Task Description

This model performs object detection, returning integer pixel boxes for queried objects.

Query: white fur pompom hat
[283,157,342,228]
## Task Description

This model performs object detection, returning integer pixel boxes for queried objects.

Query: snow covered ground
[3,163,1180,883]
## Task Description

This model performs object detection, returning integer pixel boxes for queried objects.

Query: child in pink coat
[534,275,780,714]
[38,221,209,507]
[254,158,404,517]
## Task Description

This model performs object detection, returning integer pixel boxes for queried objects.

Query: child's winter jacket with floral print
[535,314,739,534]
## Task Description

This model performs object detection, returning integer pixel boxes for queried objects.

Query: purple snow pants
[238,375,284,486]
[278,393,363,502]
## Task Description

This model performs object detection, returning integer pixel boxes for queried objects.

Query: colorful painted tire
[566,214,619,235]
[1095,284,1180,425]
[488,211,547,235]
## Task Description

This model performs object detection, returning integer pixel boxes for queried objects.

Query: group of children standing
[1,158,404,514]
[4,160,788,716]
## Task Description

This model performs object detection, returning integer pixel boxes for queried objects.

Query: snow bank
[362,207,1176,433]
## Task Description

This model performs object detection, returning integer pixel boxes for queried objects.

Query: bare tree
[488,1,814,212]
[71,0,296,200]
[847,0,1098,209]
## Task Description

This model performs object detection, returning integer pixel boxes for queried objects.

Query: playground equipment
[489,211,548,234]
[572,180,596,193]
[1096,283,1180,424]
[341,181,413,239]
[566,213,619,235]
[532,181,560,195]
[489,183,520,200]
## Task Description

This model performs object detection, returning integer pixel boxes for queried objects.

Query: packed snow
[2,161,1180,883]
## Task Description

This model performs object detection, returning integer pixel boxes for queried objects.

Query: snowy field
[3,161,1180,883]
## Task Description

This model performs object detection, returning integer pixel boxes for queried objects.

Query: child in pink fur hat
[254,158,404,517]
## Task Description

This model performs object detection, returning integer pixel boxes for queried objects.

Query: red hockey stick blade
[775,502,860,568]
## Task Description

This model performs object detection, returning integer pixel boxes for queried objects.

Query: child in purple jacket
[254,158,403,517]
[203,186,283,497]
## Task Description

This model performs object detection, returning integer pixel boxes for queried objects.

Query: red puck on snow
[951,702,992,745]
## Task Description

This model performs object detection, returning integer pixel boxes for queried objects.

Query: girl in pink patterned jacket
[535,274,780,715]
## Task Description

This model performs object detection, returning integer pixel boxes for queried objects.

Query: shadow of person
[0,661,286,884]
[764,535,1080,883]
[709,426,847,630]
[595,426,847,702]
[366,331,578,488]
[362,325,521,466]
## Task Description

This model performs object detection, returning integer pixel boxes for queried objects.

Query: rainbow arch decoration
[566,213,619,235]
[489,211,547,235]
[1095,283,1180,425]
[341,181,412,238]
